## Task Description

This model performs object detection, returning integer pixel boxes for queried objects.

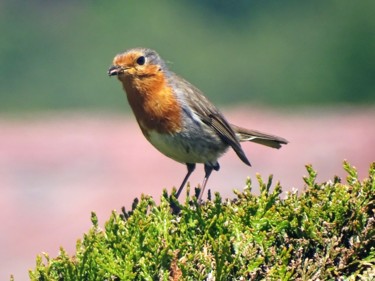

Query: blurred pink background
[1,106,374,280]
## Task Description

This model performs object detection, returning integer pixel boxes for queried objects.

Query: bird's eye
[136,56,146,65]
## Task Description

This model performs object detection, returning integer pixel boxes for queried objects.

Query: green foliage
[29,162,374,280]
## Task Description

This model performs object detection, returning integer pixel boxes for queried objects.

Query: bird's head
[108,48,167,82]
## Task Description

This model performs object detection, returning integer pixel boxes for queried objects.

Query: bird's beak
[108,65,123,76]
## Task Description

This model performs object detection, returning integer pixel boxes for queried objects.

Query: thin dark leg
[175,163,196,198]
[197,164,217,203]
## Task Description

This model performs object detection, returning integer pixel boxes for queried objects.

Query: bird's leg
[175,163,196,198]
[197,163,220,203]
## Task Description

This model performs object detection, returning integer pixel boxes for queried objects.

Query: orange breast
[121,72,182,136]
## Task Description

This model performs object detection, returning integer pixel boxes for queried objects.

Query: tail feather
[231,124,288,149]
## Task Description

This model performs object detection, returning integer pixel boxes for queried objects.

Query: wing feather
[172,74,251,166]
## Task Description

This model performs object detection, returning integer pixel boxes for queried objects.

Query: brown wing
[209,115,252,166]
[174,74,251,166]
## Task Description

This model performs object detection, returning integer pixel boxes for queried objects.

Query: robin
[108,48,288,202]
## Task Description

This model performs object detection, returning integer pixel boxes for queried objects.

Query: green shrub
[28,162,374,280]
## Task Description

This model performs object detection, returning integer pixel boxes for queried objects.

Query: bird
[108,47,288,202]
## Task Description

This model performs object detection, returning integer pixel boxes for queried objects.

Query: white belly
[146,130,227,165]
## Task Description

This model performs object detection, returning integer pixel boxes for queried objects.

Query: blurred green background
[1,0,374,112]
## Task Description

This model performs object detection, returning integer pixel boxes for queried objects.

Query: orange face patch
[112,51,141,69]
[112,51,161,78]
[112,50,182,135]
